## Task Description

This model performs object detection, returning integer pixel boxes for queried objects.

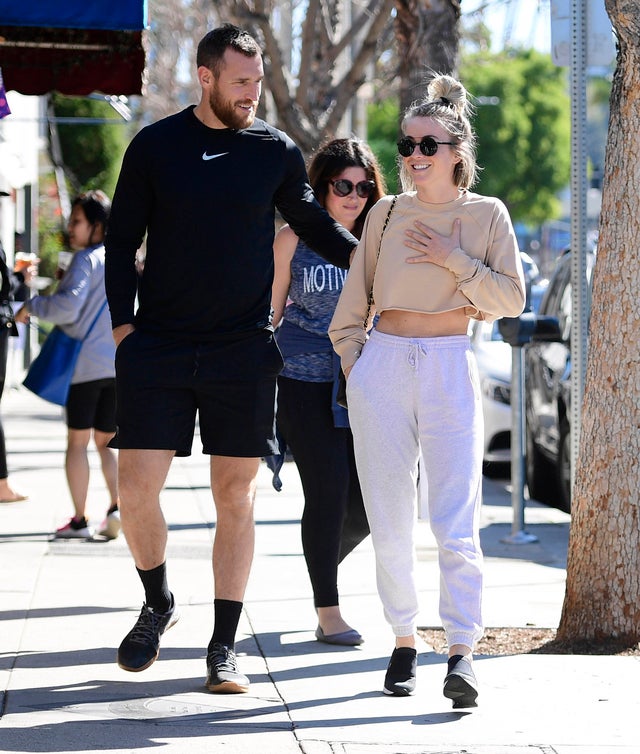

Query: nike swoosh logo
[202,151,229,161]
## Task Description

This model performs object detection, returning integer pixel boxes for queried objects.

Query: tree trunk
[557,0,640,644]
[394,0,460,115]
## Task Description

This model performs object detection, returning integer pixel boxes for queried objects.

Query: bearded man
[105,24,357,693]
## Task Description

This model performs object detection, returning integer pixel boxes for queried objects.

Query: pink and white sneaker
[54,516,93,539]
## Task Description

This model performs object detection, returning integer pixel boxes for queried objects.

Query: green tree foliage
[36,173,68,285]
[367,98,402,193]
[367,49,570,224]
[51,94,128,199]
[460,49,571,224]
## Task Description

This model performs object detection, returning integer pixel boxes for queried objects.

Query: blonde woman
[329,75,525,707]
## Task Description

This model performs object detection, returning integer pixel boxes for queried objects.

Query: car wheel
[557,421,572,513]
[525,420,561,506]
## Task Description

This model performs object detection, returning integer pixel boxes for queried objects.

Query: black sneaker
[383,647,417,696]
[117,595,179,672]
[205,643,250,694]
[443,654,478,708]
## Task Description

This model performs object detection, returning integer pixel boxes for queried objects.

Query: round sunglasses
[329,179,376,198]
[397,136,457,157]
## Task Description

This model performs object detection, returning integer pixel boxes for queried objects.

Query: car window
[540,258,570,317]
[537,252,595,343]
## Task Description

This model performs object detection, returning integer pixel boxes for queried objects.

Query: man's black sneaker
[117,595,179,672]
[443,654,478,708]
[383,647,417,696]
[205,643,250,693]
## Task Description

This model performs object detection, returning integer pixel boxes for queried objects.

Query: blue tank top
[277,239,348,381]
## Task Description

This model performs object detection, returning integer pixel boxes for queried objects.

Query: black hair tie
[440,96,452,107]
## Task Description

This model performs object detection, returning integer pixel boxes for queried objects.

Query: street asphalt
[1,382,638,754]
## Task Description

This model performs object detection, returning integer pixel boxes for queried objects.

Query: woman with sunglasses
[329,76,525,705]
[271,138,386,646]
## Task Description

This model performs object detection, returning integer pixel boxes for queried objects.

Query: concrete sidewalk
[0,386,637,754]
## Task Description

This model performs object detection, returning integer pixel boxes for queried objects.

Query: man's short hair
[197,24,261,77]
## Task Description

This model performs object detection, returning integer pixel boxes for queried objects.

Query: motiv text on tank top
[303,264,347,293]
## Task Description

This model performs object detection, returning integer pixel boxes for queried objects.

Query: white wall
[0,92,43,260]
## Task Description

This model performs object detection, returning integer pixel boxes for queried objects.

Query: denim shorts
[111,328,283,457]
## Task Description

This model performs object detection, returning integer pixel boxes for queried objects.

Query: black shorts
[111,329,283,457]
[66,378,117,432]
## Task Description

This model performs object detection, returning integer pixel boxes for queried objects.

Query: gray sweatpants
[347,329,484,649]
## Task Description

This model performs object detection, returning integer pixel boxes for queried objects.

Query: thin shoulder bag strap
[82,300,108,341]
[364,194,398,328]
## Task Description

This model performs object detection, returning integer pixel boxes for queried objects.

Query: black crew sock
[208,598,243,651]
[136,562,172,613]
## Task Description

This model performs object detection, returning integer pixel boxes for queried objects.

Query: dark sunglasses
[397,136,457,157]
[329,179,376,198]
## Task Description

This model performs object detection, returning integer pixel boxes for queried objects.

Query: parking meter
[498,313,561,347]
[496,312,560,544]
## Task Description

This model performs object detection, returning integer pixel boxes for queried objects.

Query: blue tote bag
[23,302,107,406]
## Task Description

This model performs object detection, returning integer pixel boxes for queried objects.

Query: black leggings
[276,376,369,607]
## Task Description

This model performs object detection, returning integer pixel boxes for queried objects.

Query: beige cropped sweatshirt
[329,191,526,371]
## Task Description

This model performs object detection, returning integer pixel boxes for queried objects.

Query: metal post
[569,0,589,494]
[501,344,538,544]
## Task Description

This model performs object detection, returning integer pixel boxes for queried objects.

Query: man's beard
[209,88,255,130]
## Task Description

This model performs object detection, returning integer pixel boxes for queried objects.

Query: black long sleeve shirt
[105,107,356,340]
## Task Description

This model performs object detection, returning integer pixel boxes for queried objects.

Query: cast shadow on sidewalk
[1,635,438,677]
[0,666,470,753]
[479,521,569,569]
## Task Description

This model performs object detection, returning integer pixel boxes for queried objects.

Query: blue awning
[0,0,148,31]
[0,0,148,95]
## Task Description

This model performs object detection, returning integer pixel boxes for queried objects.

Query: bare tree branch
[322,0,396,134]
[297,0,322,109]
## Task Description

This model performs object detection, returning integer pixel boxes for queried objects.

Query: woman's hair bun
[426,74,468,116]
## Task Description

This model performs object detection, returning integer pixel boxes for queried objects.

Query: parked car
[471,254,547,475]
[524,249,594,512]
[471,318,512,470]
